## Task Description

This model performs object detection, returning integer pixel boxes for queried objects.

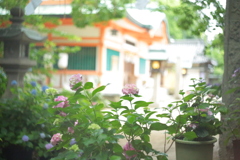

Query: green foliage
[71,0,134,28]
[41,74,168,160]
[0,67,7,98]
[205,33,224,77]
[0,80,57,159]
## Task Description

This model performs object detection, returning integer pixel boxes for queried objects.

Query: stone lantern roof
[0,7,46,42]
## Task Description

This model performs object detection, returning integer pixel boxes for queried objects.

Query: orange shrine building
[33,0,170,96]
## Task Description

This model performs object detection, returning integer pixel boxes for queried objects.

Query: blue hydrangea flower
[40,133,46,138]
[28,68,32,72]
[30,81,37,87]
[42,85,49,92]
[70,138,76,145]
[45,143,54,150]
[31,89,37,95]
[43,103,48,109]
[11,80,18,86]
[22,135,29,142]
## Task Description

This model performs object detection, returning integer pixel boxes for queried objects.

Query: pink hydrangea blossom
[123,142,137,160]
[198,108,213,116]
[122,84,139,95]
[74,120,79,126]
[69,74,83,90]
[68,127,74,134]
[53,96,69,108]
[189,123,198,129]
[59,111,67,117]
[50,133,62,145]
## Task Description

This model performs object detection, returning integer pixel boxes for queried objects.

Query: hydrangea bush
[0,79,57,159]
[41,74,167,160]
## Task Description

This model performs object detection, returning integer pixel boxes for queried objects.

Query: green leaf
[72,82,82,90]
[113,143,123,153]
[150,122,167,131]
[183,94,195,102]
[92,85,106,97]
[83,82,93,89]
[127,115,136,124]
[110,155,122,160]
[198,103,210,109]
[134,101,153,109]
[183,131,197,140]
[121,96,134,101]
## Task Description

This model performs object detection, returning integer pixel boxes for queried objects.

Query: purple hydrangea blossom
[45,143,54,150]
[122,84,139,95]
[69,74,83,90]
[70,138,76,145]
[22,135,29,142]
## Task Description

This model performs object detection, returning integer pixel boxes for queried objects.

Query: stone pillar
[0,7,46,98]
[219,1,240,160]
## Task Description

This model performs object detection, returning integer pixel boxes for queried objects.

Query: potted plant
[40,74,168,160]
[157,78,227,160]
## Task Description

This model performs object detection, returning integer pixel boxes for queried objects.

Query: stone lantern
[0,7,46,98]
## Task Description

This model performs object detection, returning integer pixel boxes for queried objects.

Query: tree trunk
[220,1,240,160]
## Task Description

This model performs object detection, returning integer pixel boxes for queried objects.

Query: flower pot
[175,137,217,160]
[233,139,240,160]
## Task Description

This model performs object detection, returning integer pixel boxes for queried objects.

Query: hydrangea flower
[50,133,62,145]
[53,96,69,108]
[45,143,54,150]
[45,88,58,95]
[123,142,137,160]
[88,123,100,130]
[40,133,46,138]
[42,85,49,92]
[70,138,76,145]
[43,103,48,109]
[198,108,213,116]
[59,111,67,117]
[69,74,83,90]
[122,84,139,95]
[74,120,79,126]
[68,127,74,134]
[189,123,198,129]
[22,135,29,142]
[31,89,37,95]
[30,81,37,87]
[11,80,17,86]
